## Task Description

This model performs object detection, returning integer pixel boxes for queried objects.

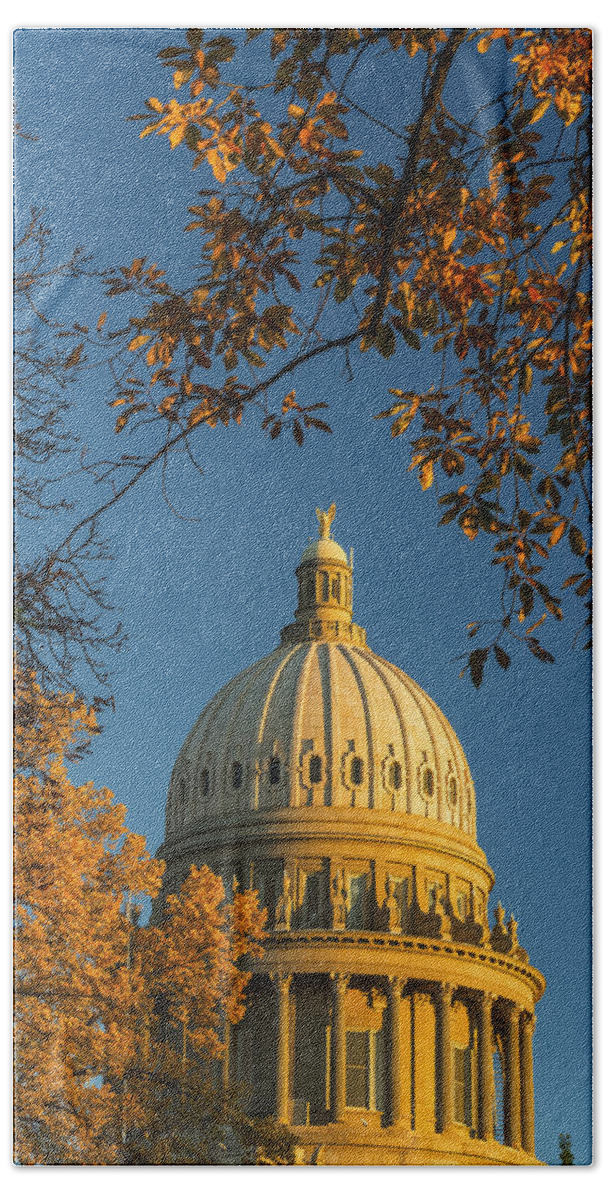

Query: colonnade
[235,972,536,1154]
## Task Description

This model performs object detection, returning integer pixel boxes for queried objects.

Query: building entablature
[252,930,546,1006]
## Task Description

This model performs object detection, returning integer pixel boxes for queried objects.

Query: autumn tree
[13,207,126,701]
[13,663,278,1165]
[89,27,591,685]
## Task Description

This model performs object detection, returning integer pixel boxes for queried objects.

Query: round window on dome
[423,767,434,797]
[388,761,402,790]
[309,754,323,785]
[350,756,364,786]
[200,767,210,797]
[231,761,243,790]
[269,757,281,786]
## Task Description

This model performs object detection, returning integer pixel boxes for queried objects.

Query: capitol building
[157,506,545,1165]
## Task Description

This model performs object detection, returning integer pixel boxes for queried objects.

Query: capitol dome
[158,505,544,1167]
[167,641,475,838]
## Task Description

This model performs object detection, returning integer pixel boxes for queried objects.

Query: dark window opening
[388,761,402,790]
[269,757,281,785]
[350,756,364,786]
[309,754,323,785]
[200,767,210,796]
[448,777,458,806]
[301,870,327,928]
[231,761,243,790]
[454,1046,473,1126]
[347,874,367,929]
[345,1031,369,1108]
[321,572,329,602]
[331,576,340,601]
[423,767,434,796]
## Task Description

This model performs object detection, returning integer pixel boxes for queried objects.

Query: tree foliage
[13,664,274,1164]
[14,210,125,700]
[95,27,591,685]
[558,1132,574,1164]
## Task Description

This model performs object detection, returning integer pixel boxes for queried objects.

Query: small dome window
[176,778,186,809]
[309,754,323,785]
[321,572,330,601]
[269,757,281,786]
[388,761,402,790]
[448,777,457,807]
[200,767,210,797]
[350,756,364,786]
[331,576,340,601]
[423,767,434,797]
[231,761,243,790]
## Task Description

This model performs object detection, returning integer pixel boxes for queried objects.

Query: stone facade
[157,508,545,1165]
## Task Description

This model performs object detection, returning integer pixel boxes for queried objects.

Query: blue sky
[14,26,592,1165]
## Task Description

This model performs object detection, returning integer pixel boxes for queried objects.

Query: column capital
[522,1009,537,1033]
[330,970,350,992]
[270,970,293,993]
[439,980,454,1003]
[388,975,404,998]
[480,990,497,1013]
[508,1001,522,1026]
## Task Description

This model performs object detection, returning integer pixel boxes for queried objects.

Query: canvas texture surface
[13,27,592,1167]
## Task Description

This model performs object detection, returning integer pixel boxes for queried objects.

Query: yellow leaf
[551,240,567,253]
[548,519,567,547]
[530,97,552,125]
[420,460,433,491]
[128,334,151,352]
[97,311,107,332]
[207,148,226,183]
[148,97,164,112]
[443,226,457,251]
[477,36,491,54]
[169,125,185,149]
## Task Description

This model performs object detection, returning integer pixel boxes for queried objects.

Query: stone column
[520,1012,536,1155]
[505,1005,522,1149]
[331,972,349,1121]
[478,993,495,1141]
[437,982,454,1132]
[389,977,405,1125]
[274,972,292,1124]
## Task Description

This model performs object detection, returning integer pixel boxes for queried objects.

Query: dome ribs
[254,643,303,811]
[336,644,376,810]
[318,643,334,810]
[388,660,475,836]
[291,642,317,808]
[217,649,287,815]
[350,646,412,814]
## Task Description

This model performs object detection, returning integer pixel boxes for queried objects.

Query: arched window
[269,757,281,785]
[200,767,210,797]
[448,777,458,807]
[350,756,364,786]
[321,572,329,602]
[331,576,340,602]
[423,767,434,797]
[231,761,243,790]
[309,754,323,784]
[388,761,402,790]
